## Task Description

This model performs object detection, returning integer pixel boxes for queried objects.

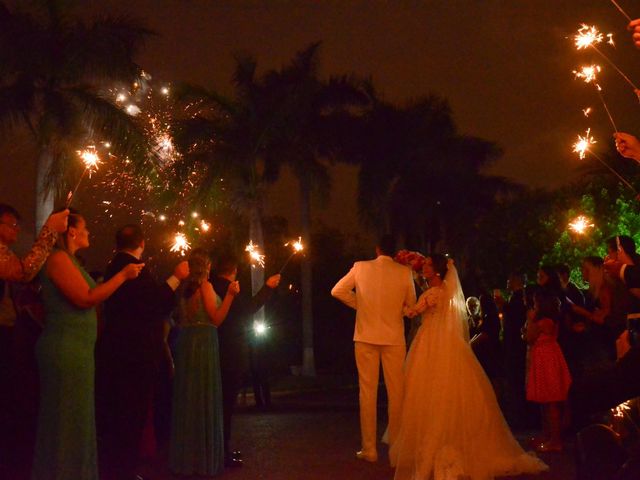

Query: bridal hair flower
[394,249,426,273]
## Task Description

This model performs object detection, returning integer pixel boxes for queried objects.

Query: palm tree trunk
[35,148,54,233]
[249,205,266,326]
[300,175,315,376]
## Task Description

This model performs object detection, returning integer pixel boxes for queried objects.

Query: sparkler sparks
[574,24,639,92]
[568,215,595,235]
[612,400,632,419]
[573,64,601,84]
[77,146,102,172]
[575,24,604,50]
[170,233,191,256]
[200,220,211,232]
[245,241,266,268]
[572,129,596,159]
[582,107,592,117]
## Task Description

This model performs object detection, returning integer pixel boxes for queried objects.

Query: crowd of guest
[459,235,640,455]
[0,203,281,480]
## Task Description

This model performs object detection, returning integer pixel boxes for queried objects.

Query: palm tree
[172,55,282,313]
[262,43,368,375]
[0,0,152,229]
[348,84,512,260]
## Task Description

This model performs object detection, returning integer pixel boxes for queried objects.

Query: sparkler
[568,215,595,235]
[245,241,266,268]
[66,146,102,207]
[572,129,638,193]
[170,233,191,256]
[610,0,632,22]
[279,237,305,274]
[573,65,618,131]
[574,24,639,92]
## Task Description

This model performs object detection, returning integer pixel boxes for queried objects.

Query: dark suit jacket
[101,252,176,365]
[211,275,274,367]
[503,289,527,354]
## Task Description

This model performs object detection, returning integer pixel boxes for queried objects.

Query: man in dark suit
[211,253,280,467]
[498,271,529,427]
[96,224,188,480]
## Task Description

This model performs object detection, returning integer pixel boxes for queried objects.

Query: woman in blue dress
[170,249,239,476]
[32,211,143,480]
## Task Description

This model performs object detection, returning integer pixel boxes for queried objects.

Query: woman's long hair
[182,248,211,299]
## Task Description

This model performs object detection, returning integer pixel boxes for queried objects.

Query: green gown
[32,251,98,480]
[170,297,224,476]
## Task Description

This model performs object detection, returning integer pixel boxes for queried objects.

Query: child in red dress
[525,290,572,452]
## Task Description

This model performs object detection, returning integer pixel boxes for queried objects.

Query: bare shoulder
[47,250,72,270]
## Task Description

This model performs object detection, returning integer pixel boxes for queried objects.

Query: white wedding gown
[390,266,548,480]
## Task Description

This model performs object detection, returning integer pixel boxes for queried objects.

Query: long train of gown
[390,286,548,480]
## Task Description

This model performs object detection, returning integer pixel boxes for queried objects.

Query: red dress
[526,318,572,403]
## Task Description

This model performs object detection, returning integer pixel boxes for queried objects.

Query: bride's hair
[428,253,448,278]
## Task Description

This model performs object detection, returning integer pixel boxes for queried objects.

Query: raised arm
[46,251,143,309]
[331,267,357,309]
[201,279,239,326]
[0,210,69,282]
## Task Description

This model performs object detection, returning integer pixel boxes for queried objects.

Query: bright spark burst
[115,93,127,103]
[568,215,595,235]
[573,64,601,84]
[245,241,266,268]
[77,147,102,172]
[575,24,604,50]
[285,236,304,252]
[191,212,199,218]
[200,220,211,232]
[161,86,170,96]
[582,107,592,117]
[159,214,166,222]
[612,400,632,419]
[125,104,141,116]
[170,233,191,256]
[607,33,615,46]
[572,128,597,159]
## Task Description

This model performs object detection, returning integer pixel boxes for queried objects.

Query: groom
[331,235,416,462]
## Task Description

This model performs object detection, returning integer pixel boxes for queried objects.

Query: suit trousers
[354,341,405,455]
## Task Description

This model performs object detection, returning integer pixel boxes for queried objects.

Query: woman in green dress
[32,211,144,480]
[170,249,239,476]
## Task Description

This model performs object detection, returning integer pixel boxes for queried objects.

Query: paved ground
[139,388,575,480]
[3,387,576,480]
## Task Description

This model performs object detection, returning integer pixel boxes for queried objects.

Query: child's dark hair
[533,289,561,323]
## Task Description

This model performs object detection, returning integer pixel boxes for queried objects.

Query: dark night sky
[3,0,640,258]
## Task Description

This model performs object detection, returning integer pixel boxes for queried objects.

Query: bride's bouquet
[394,249,426,273]
[394,249,428,291]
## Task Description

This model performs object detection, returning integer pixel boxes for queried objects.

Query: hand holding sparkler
[266,274,282,289]
[45,209,70,233]
[572,129,638,194]
[279,237,304,274]
[614,132,640,162]
[226,280,240,297]
[629,18,640,49]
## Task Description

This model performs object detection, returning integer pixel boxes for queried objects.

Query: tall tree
[172,55,282,315]
[263,43,368,375]
[0,0,151,229]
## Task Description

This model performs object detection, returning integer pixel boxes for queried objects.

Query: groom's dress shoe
[356,450,378,462]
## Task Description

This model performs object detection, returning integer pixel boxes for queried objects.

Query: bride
[390,254,548,480]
